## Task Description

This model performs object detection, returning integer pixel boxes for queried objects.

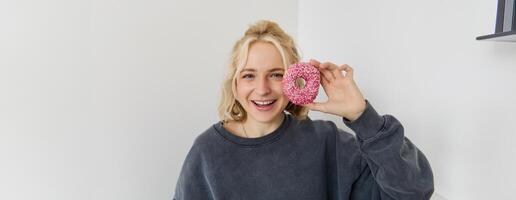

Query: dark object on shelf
[477,0,516,41]
[495,0,506,32]
[477,31,516,41]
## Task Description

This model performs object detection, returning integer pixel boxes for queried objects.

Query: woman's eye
[271,73,284,78]
[242,74,254,79]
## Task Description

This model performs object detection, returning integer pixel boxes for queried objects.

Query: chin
[248,112,283,123]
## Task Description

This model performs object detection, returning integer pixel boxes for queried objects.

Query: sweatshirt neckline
[214,113,291,147]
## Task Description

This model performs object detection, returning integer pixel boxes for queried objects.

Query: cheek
[236,83,253,98]
[273,82,284,95]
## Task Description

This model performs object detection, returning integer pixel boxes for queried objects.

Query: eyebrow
[241,67,285,73]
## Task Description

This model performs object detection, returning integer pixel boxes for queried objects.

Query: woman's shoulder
[191,123,221,147]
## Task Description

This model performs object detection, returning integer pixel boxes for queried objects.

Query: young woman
[173,20,434,200]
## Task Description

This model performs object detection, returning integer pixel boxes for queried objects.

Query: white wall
[5,0,515,199]
[0,0,297,199]
[298,0,516,199]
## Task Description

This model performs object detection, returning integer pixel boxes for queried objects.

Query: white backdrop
[298,0,516,199]
[3,0,516,199]
[0,0,297,199]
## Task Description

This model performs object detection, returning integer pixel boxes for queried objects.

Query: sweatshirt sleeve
[343,99,434,200]
[172,143,213,200]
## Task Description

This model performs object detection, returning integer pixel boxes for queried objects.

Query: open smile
[251,100,277,111]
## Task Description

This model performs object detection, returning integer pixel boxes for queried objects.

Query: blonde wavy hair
[218,20,310,123]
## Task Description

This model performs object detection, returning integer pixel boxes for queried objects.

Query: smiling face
[235,41,289,124]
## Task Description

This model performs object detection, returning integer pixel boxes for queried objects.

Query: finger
[339,64,353,78]
[304,102,325,112]
[319,69,334,83]
[319,73,330,88]
[309,59,330,81]
[319,62,336,81]
[309,59,321,67]
[332,65,347,79]
[321,70,335,82]
[333,66,345,79]
[320,62,338,71]
[331,63,351,79]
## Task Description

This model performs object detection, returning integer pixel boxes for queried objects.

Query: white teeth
[253,100,274,105]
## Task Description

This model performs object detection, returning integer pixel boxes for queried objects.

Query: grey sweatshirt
[173,100,434,200]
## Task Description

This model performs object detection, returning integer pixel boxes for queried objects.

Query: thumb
[305,102,325,112]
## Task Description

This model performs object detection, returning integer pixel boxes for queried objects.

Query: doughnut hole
[295,78,306,89]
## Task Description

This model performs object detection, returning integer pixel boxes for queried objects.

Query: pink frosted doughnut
[282,62,320,105]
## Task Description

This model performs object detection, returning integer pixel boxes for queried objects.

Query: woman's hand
[304,59,367,122]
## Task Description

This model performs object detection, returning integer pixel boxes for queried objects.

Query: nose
[255,77,271,95]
